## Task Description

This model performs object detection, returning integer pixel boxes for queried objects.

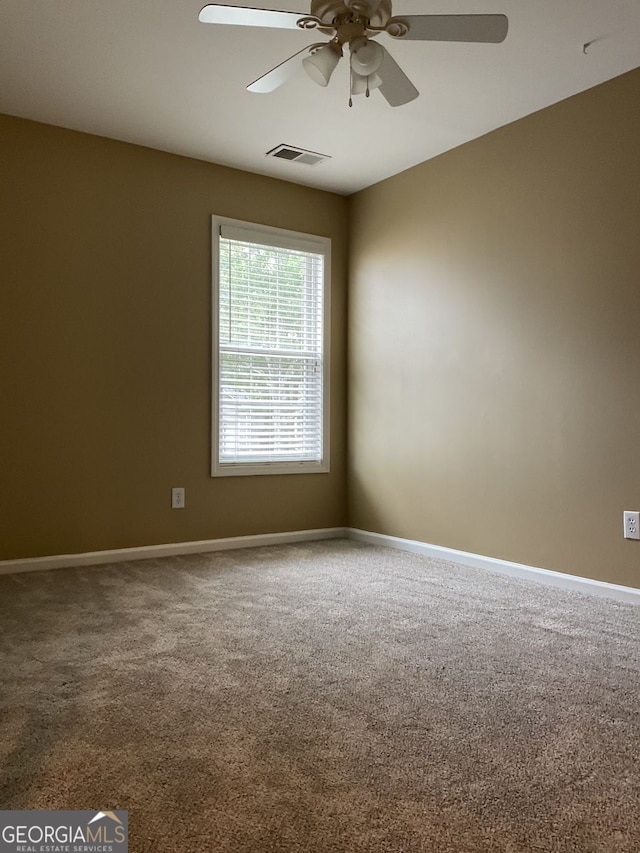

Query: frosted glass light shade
[303,45,340,87]
[350,71,382,95]
[350,38,384,76]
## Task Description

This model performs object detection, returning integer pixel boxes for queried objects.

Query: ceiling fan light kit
[199,1,508,107]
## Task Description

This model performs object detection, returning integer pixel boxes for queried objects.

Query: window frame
[211,215,331,477]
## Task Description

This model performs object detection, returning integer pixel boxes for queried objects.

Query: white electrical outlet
[623,511,639,540]
[171,487,185,509]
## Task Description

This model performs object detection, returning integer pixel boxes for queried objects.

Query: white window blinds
[215,221,328,473]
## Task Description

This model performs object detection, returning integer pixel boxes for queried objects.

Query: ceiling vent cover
[266,144,330,166]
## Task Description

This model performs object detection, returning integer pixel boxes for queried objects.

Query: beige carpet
[1,539,638,852]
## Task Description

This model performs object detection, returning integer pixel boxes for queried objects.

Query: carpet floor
[0,539,638,852]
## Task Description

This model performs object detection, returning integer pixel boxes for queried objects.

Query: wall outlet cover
[623,510,639,540]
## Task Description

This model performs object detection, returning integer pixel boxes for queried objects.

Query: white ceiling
[1,1,639,195]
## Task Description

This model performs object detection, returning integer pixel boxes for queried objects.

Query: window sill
[212,460,330,477]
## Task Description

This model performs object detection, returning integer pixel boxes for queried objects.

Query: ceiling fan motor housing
[309,0,394,35]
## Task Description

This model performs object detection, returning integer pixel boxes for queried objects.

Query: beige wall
[0,115,348,560]
[348,68,640,589]
[4,69,640,585]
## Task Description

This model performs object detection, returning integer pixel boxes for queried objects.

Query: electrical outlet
[171,487,185,509]
[623,511,639,540]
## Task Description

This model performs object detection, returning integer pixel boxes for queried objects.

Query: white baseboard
[0,527,347,576]
[347,528,640,605]
[2,525,638,604]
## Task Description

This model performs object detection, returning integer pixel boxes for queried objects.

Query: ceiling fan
[199,1,508,107]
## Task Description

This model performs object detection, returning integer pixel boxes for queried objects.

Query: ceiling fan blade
[247,43,322,93]
[199,4,306,30]
[377,47,418,107]
[393,14,508,43]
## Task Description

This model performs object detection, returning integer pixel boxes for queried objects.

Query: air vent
[266,144,330,166]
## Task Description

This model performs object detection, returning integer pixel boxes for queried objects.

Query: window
[211,216,330,476]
